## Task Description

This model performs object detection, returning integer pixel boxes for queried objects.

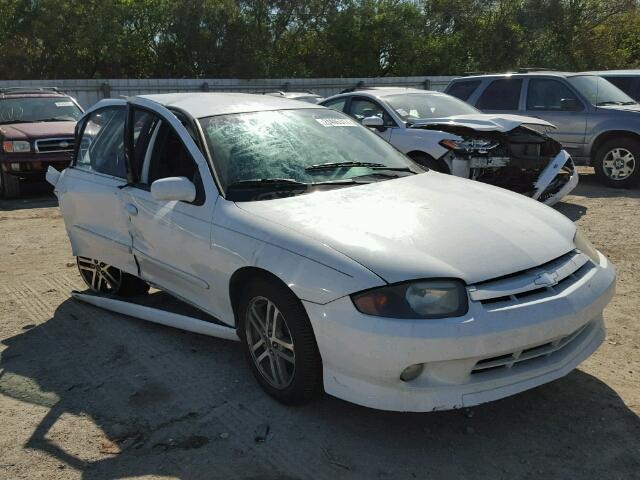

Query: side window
[348,98,395,127]
[527,79,582,111]
[140,119,205,204]
[447,80,481,101]
[477,79,523,110]
[322,98,347,112]
[76,107,127,178]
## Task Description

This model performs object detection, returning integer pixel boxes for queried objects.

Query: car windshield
[567,75,637,106]
[199,109,421,200]
[0,96,83,124]
[384,93,480,121]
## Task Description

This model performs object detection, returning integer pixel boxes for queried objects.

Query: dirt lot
[1,171,639,480]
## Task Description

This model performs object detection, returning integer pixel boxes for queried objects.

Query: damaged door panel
[417,122,578,206]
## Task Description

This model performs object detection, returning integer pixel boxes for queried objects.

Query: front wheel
[408,152,449,173]
[594,138,640,188]
[238,278,323,405]
[77,257,150,297]
[0,170,21,199]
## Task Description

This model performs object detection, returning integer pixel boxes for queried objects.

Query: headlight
[574,228,600,265]
[439,139,462,150]
[351,279,468,319]
[2,140,31,153]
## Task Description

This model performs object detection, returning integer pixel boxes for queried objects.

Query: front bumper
[532,150,578,206]
[1,153,72,181]
[303,252,615,412]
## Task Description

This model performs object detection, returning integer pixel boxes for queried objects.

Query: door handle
[125,203,138,216]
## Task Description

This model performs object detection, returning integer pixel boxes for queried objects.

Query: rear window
[446,80,481,101]
[477,79,523,110]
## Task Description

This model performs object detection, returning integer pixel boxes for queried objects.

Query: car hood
[236,172,576,285]
[410,114,556,132]
[597,104,640,114]
[0,121,76,140]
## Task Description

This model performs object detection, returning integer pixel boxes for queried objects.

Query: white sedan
[321,88,579,206]
[47,93,615,412]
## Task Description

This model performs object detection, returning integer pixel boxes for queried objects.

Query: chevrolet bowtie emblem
[534,272,558,286]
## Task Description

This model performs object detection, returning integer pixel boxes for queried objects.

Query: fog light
[10,163,20,171]
[400,363,424,382]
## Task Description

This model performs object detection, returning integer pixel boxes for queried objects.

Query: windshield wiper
[596,101,628,106]
[38,117,74,122]
[226,178,308,189]
[305,161,417,174]
[305,161,387,171]
[0,119,33,125]
[227,177,366,189]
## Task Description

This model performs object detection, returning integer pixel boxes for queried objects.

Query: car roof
[137,92,323,118]
[450,71,587,81]
[326,87,440,100]
[0,87,70,99]
[266,91,322,98]
[581,70,640,77]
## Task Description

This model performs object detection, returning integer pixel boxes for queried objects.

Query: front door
[523,78,588,157]
[346,97,394,142]
[56,103,138,276]
[119,103,222,317]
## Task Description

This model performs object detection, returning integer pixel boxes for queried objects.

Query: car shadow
[0,184,57,211]
[554,200,588,221]
[573,169,640,200]
[1,298,638,479]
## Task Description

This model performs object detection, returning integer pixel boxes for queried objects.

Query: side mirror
[560,98,581,111]
[362,116,384,128]
[150,177,196,202]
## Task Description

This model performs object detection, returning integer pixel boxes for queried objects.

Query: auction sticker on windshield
[315,117,357,127]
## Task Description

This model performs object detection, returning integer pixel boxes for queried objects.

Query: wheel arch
[591,130,640,160]
[228,266,293,331]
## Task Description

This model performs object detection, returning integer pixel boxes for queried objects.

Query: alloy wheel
[77,256,123,293]
[602,147,636,180]
[245,296,296,389]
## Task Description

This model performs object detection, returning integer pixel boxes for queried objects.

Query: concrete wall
[0,76,457,108]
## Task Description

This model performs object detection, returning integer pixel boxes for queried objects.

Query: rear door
[523,78,587,155]
[119,101,222,317]
[475,78,524,114]
[56,102,137,275]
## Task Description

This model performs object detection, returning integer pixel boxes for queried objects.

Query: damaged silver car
[321,88,578,205]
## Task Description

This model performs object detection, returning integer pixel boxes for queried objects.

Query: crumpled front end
[419,123,578,205]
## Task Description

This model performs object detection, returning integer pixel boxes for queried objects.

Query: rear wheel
[238,277,323,405]
[0,170,21,199]
[408,152,448,173]
[594,137,640,188]
[77,256,149,297]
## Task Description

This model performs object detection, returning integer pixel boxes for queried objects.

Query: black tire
[593,137,640,188]
[237,276,323,405]
[0,170,21,199]
[408,152,449,173]
[77,256,150,297]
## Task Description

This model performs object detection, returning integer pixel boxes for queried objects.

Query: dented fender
[210,199,386,325]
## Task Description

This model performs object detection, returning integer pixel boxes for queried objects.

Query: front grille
[471,322,592,374]
[468,250,594,306]
[35,137,75,154]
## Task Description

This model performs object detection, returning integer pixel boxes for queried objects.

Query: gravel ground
[0,170,639,480]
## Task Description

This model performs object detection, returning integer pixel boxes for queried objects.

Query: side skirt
[72,291,240,341]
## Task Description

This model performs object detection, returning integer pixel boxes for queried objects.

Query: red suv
[0,87,83,198]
